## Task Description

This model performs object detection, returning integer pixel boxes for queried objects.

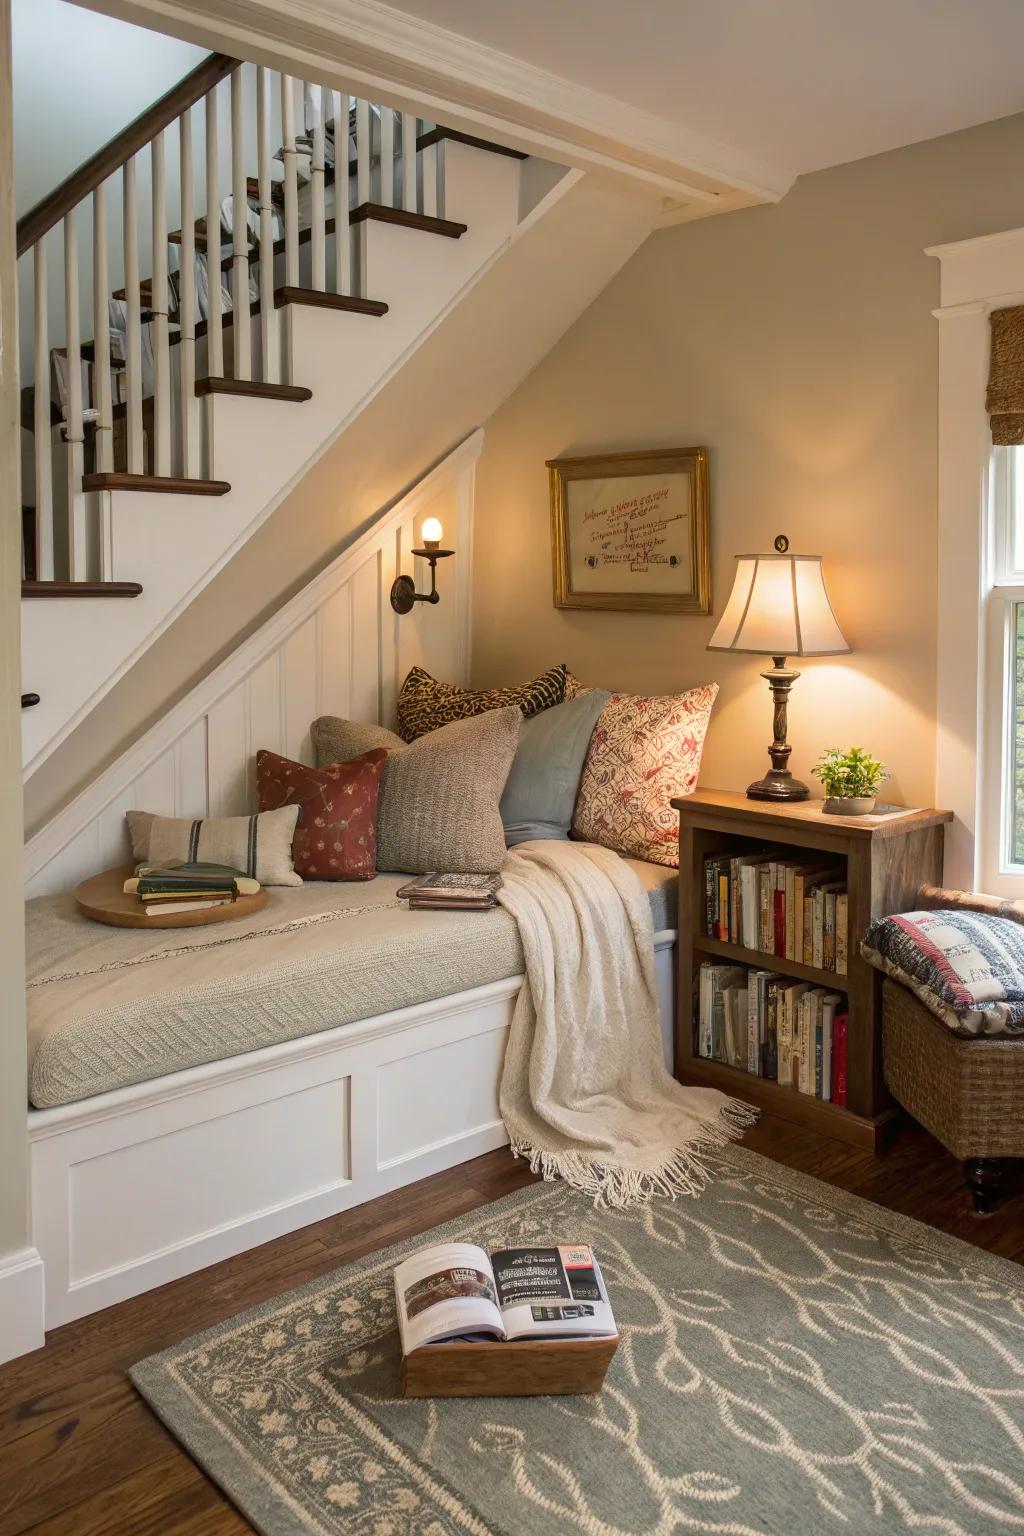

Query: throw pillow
[310,706,521,873]
[255,747,387,881]
[396,663,568,742]
[571,684,719,866]
[862,909,1024,1037]
[500,690,611,845]
[125,805,302,886]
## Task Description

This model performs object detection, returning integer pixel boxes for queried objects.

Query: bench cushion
[27,857,676,1110]
[863,908,1024,1037]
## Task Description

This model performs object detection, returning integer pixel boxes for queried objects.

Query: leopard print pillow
[396,663,568,742]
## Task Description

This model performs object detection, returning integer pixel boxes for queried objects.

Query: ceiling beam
[70,0,796,217]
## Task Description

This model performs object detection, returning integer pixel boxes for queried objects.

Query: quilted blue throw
[863,908,1024,1035]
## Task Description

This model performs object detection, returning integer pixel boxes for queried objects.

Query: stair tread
[195,377,312,402]
[349,203,467,238]
[22,581,143,597]
[273,286,389,316]
[416,125,528,160]
[82,473,231,496]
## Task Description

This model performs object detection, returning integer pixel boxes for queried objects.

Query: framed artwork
[547,446,711,614]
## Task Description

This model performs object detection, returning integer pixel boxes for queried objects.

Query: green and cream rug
[132,1147,1024,1535]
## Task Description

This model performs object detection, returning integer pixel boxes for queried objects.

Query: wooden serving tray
[401,1334,619,1398]
[74,866,269,929]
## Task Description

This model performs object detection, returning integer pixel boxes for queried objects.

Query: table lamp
[707,534,850,801]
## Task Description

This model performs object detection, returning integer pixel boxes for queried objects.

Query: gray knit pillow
[310,706,520,874]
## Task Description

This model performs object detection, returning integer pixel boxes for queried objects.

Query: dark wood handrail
[16,52,237,257]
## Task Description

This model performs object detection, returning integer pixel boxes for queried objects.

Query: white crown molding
[75,0,795,212]
[927,224,1024,309]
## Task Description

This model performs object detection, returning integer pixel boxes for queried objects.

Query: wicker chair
[881,884,1024,1214]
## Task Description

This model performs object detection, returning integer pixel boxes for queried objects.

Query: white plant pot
[822,795,877,816]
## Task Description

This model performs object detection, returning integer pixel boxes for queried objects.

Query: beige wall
[471,112,1024,809]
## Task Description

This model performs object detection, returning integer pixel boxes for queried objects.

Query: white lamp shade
[707,553,850,657]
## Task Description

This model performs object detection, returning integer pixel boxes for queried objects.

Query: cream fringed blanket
[497,840,757,1208]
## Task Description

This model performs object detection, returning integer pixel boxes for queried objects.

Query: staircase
[17,52,655,776]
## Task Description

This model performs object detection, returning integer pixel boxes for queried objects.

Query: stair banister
[15,54,236,259]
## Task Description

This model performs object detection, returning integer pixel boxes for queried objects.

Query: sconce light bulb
[421,517,443,546]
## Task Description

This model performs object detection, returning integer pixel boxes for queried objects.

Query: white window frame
[981,448,1024,893]
[930,227,1024,895]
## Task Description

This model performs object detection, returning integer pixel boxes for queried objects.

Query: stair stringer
[21,140,525,776]
[23,430,482,898]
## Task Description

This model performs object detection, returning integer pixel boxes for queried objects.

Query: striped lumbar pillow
[125,805,302,886]
[396,663,568,742]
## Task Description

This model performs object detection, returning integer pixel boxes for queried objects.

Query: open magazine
[394,1242,617,1354]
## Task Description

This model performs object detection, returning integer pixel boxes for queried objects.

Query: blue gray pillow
[500,690,610,845]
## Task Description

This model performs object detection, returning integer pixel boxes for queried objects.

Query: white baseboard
[0,1247,45,1364]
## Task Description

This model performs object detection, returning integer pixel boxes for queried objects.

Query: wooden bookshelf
[671,789,953,1151]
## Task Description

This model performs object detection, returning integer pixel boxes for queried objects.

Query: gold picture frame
[548,446,711,614]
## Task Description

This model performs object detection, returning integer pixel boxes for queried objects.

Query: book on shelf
[394,1241,616,1355]
[396,872,503,911]
[701,850,849,975]
[696,960,850,1104]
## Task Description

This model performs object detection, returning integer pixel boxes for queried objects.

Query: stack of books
[123,862,253,917]
[703,850,849,974]
[697,961,849,1105]
[397,873,503,912]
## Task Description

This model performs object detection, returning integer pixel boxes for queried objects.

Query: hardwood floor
[1,1116,1021,1536]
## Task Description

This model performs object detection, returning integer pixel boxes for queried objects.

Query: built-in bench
[26,862,677,1328]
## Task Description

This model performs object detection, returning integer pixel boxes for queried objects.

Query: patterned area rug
[131,1147,1024,1536]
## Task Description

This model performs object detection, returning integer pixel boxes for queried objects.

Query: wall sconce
[389,517,455,615]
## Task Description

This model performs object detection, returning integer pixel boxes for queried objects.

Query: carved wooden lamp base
[746,656,810,803]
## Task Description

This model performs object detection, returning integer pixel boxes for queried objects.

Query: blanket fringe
[509,1098,759,1209]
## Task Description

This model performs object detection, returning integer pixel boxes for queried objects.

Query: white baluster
[230,66,251,380]
[91,183,112,477]
[205,83,223,378]
[32,238,53,580]
[281,74,299,288]
[401,112,416,212]
[63,208,86,576]
[310,82,326,290]
[179,103,199,476]
[356,97,370,206]
[123,156,143,474]
[256,66,277,383]
[334,90,351,296]
[379,106,394,208]
[151,129,171,475]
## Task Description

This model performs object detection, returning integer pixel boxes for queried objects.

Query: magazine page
[489,1244,617,1341]
[393,1243,504,1354]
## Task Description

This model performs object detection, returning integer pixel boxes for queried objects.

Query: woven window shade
[987,305,1024,445]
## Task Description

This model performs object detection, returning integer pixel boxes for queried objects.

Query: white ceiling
[383,0,1024,177]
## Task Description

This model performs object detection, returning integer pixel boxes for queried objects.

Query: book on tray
[702,849,849,974]
[396,872,503,911]
[697,960,849,1106]
[123,861,260,916]
[394,1241,616,1355]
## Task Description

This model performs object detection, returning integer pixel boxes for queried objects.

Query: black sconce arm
[390,545,455,615]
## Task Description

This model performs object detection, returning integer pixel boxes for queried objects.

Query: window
[983,445,1024,894]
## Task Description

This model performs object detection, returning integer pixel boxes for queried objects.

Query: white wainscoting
[25,430,481,897]
[30,933,676,1329]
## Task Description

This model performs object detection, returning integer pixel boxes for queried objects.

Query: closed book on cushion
[311,706,520,874]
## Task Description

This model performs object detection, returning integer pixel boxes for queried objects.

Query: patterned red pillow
[256,748,387,881]
[571,685,719,866]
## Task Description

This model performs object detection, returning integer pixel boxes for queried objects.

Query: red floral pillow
[256,748,387,881]
[571,685,719,866]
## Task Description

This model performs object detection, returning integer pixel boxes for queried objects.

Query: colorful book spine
[833,1012,848,1106]
[836,893,849,975]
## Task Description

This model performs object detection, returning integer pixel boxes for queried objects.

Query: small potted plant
[811,746,888,815]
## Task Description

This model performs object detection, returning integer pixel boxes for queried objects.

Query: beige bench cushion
[26,858,676,1110]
